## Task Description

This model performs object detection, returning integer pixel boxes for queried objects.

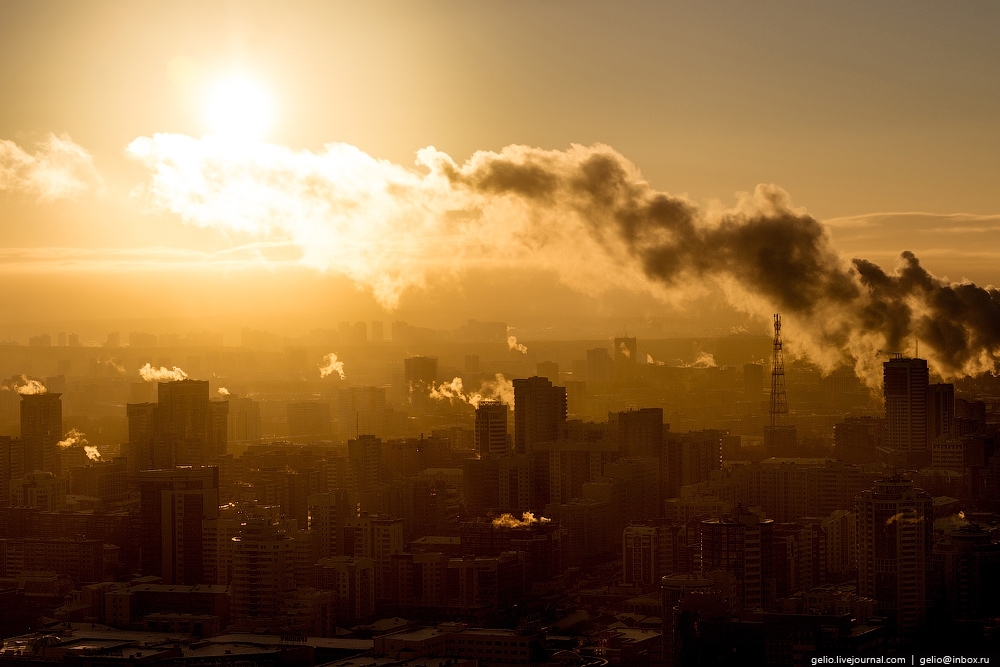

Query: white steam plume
[429,373,514,408]
[646,354,665,366]
[57,428,102,461]
[492,511,551,528]
[319,352,346,380]
[217,387,230,396]
[12,376,47,395]
[507,336,528,354]
[127,135,1000,384]
[0,134,102,201]
[618,341,631,358]
[687,352,717,368]
[139,363,188,382]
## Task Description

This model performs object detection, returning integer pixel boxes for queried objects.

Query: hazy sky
[1,1,998,343]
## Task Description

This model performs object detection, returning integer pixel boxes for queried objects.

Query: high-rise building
[343,514,403,602]
[475,400,509,457]
[230,517,295,628]
[927,383,955,443]
[287,401,333,441]
[0,436,24,506]
[586,348,613,383]
[20,393,62,476]
[701,505,774,610]
[618,407,663,459]
[856,477,932,635]
[883,355,929,464]
[743,363,764,405]
[514,377,566,511]
[227,396,261,449]
[138,466,219,584]
[158,379,210,464]
[932,524,1000,621]
[404,356,437,412]
[338,387,386,440]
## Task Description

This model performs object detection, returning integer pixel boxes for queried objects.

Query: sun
[205,76,272,140]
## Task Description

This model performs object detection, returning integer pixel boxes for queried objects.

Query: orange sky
[0,1,998,342]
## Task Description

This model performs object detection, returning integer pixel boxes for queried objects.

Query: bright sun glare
[206,76,271,140]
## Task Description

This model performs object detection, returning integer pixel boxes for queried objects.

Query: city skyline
[0,2,999,384]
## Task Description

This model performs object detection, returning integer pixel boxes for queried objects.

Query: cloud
[0,134,102,201]
[127,135,1000,383]
[139,363,188,382]
[319,352,346,380]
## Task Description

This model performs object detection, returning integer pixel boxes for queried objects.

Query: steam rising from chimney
[319,352,346,380]
[429,373,514,408]
[217,387,230,396]
[10,376,47,395]
[139,363,188,382]
[507,336,528,354]
[57,428,102,461]
[492,511,551,528]
[128,135,1000,383]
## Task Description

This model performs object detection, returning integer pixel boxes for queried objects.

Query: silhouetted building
[139,466,219,584]
[475,400,509,457]
[883,356,929,465]
[932,524,1000,621]
[287,401,333,440]
[857,477,932,635]
[514,376,567,510]
[618,407,663,459]
[701,505,774,610]
[20,393,62,476]
[927,383,955,443]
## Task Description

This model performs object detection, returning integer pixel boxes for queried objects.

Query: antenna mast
[769,313,788,429]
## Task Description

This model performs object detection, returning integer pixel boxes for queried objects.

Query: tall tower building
[927,382,955,443]
[617,407,663,459]
[883,355,929,465]
[701,505,774,610]
[404,356,437,413]
[513,377,567,511]
[138,466,219,584]
[158,379,212,465]
[230,517,295,628]
[475,400,509,457]
[20,393,62,476]
[857,477,932,635]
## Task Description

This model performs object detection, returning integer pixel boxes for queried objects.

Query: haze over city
[0,2,998,665]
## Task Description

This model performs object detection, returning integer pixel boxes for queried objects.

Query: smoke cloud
[139,363,188,382]
[1,134,102,201]
[687,352,718,369]
[217,387,230,396]
[128,136,1000,383]
[6,376,48,395]
[492,511,551,528]
[57,428,102,462]
[507,335,528,354]
[319,352,346,380]
[429,373,514,408]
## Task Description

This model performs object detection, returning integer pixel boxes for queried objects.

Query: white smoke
[138,363,188,382]
[688,352,717,368]
[101,358,127,375]
[646,354,665,366]
[507,335,528,354]
[618,341,631,358]
[0,134,103,201]
[57,428,102,462]
[492,511,551,528]
[217,387,230,396]
[319,352,346,379]
[429,373,514,408]
[13,376,47,395]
